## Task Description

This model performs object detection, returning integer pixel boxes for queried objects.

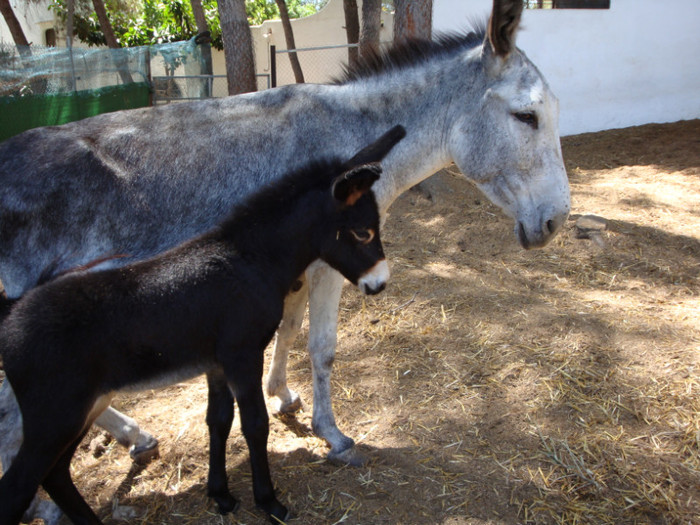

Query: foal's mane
[334,25,486,85]
[220,157,346,231]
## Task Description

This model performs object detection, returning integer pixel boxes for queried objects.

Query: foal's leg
[0,443,55,525]
[0,400,91,525]
[205,370,238,514]
[226,361,288,523]
[0,380,63,525]
[305,261,363,466]
[265,276,308,414]
[41,432,103,525]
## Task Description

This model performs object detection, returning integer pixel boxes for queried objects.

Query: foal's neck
[221,188,326,295]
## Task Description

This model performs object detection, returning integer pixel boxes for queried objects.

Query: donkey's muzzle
[358,260,389,295]
[517,209,569,250]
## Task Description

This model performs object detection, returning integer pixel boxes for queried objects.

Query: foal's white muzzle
[358,259,389,295]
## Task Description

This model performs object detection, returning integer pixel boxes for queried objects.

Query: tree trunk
[191,0,213,78]
[394,0,434,194]
[91,0,134,83]
[91,0,120,48]
[275,0,304,83]
[218,0,257,95]
[393,0,432,41]
[359,0,381,57]
[342,0,359,68]
[66,0,76,91]
[66,0,74,47]
[0,0,31,56]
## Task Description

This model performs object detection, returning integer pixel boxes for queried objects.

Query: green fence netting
[0,82,150,142]
[0,38,205,141]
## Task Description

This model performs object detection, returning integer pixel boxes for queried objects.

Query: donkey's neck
[329,70,456,213]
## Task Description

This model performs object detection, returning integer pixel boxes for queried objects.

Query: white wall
[0,0,54,46]
[434,0,700,135]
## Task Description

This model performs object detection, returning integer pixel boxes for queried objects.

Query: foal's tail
[0,253,130,328]
[0,291,16,325]
[343,125,406,168]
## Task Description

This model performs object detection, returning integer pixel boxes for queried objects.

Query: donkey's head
[321,126,405,295]
[448,0,570,249]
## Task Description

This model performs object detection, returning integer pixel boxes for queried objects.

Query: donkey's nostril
[545,219,555,235]
[517,222,530,250]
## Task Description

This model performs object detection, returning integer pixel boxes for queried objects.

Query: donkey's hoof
[129,435,159,464]
[327,445,367,467]
[276,393,302,415]
[22,498,63,525]
[112,504,143,521]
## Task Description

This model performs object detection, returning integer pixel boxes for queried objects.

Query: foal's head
[324,163,387,295]
[320,125,406,295]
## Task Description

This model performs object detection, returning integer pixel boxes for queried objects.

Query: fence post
[270,45,277,88]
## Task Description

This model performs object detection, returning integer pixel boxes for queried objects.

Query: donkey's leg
[205,371,238,514]
[94,407,159,463]
[0,380,64,525]
[226,362,288,523]
[265,276,308,414]
[305,261,364,466]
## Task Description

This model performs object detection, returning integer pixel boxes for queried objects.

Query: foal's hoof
[327,445,368,467]
[259,499,290,524]
[129,434,159,465]
[213,493,240,515]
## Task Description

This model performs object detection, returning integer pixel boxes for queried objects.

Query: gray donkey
[0,1,570,522]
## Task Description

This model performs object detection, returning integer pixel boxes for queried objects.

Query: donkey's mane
[334,25,486,85]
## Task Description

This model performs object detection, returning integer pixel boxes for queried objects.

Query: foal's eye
[514,112,539,129]
[350,229,375,244]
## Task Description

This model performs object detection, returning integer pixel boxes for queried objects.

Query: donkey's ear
[332,163,382,207]
[486,0,523,58]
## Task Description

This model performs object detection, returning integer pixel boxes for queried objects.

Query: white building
[434,0,700,135]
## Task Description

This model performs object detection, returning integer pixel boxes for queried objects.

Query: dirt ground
[12,120,700,524]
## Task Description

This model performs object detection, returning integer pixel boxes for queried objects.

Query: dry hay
[5,120,700,525]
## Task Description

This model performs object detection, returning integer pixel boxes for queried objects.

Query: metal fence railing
[524,0,610,8]
[151,74,270,105]
[271,43,359,87]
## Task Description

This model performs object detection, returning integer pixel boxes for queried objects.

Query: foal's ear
[486,0,523,58]
[332,163,382,207]
[344,125,406,167]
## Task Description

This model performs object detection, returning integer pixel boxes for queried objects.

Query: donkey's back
[0,86,364,298]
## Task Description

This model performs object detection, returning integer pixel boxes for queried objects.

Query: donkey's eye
[514,112,539,129]
[350,229,375,244]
